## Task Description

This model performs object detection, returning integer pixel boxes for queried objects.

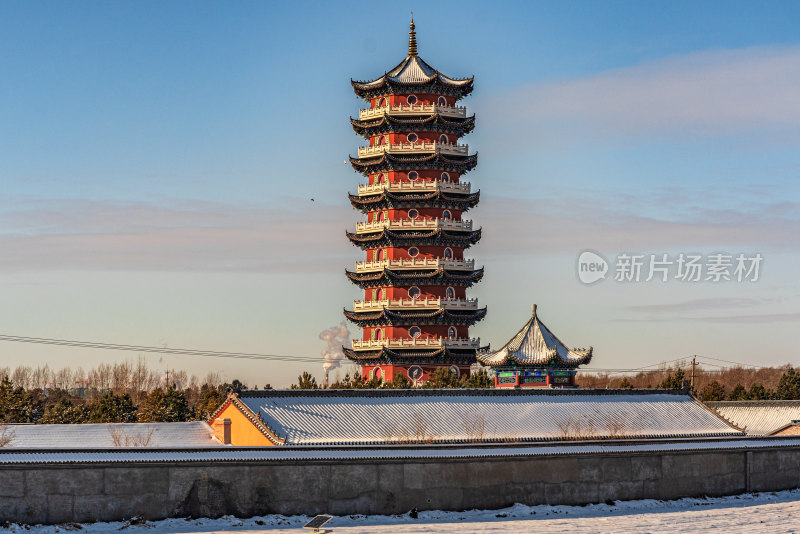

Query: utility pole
[690,356,696,391]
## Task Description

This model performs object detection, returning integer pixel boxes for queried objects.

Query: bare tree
[0,424,15,447]
[108,426,155,447]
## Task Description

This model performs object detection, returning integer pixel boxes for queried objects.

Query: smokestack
[319,322,351,387]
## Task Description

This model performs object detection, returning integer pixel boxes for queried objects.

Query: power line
[0,334,325,364]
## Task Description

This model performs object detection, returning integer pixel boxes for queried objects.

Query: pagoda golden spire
[408,14,417,57]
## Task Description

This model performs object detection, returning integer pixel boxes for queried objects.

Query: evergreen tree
[701,380,726,401]
[422,368,462,389]
[464,369,492,388]
[748,382,770,400]
[137,387,190,422]
[0,377,42,423]
[618,377,633,389]
[777,368,800,400]
[40,398,91,424]
[387,373,412,389]
[191,384,226,421]
[89,392,137,423]
[291,371,319,390]
[728,384,748,401]
[658,368,686,390]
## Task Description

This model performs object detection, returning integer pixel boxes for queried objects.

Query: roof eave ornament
[408,14,418,57]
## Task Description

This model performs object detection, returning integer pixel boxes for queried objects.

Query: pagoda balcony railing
[351,337,481,351]
[354,258,475,273]
[358,103,467,120]
[352,297,479,312]
[357,180,471,196]
[355,218,473,234]
[357,141,468,158]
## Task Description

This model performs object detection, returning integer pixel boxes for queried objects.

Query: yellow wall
[213,403,275,446]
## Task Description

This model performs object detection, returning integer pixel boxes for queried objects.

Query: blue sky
[1,1,799,387]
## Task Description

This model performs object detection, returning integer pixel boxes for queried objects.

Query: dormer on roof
[351,18,474,100]
[477,304,593,388]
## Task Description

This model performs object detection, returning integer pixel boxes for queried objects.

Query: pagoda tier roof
[343,307,487,328]
[343,345,479,365]
[477,305,592,368]
[350,114,475,137]
[349,152,478,175]
[346,227,482,249]
[351,55,474,100]
[349,189,480,212]
[345,267,484,288]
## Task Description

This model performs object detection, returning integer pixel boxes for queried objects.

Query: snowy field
[4,490,800,533]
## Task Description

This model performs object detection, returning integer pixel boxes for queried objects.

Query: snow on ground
[4,490,800,533]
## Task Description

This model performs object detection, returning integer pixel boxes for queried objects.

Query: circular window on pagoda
[438,96,447,106]
[408,247,419,258]
[409,326,422,338]
[378,97,386,107]
[377,173,385,184]
[442,210,452,220]
[407,94,418,105]
[443,248,453,259]
[448,326,457,338]
[407,132,418,143]
[373,366,383,380]
[408,171,419,181]
[439,134,448,144]
[441,172,450,182]
[446,287,455,299]
[408,209,419,219]
[377,135,386,145]
[408,286,421,299]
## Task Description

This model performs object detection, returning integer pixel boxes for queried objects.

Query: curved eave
[344,267,485,287]
[350,114,476,137]
[345,228,482,248]
[477,349,593,368]
[351,77,474,100]
[343,345,478,365]
[343,307,487,327]
[348,190,481,211]
[349,152,479,175]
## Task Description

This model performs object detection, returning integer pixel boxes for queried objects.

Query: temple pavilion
[477,305,592,388]
[343,18,486,383]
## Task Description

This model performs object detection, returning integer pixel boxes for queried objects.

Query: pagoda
[477,305,592,388]
[343,18,486,383]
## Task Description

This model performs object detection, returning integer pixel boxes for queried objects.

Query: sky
[1,1,799,388]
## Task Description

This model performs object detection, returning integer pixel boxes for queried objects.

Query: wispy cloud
[0,197,355,272]
[476,185,800,255]
[480,45,800,142]
[626,297,785,314]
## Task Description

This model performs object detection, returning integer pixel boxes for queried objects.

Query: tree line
[578,364,800,401]
[0,359,253,424]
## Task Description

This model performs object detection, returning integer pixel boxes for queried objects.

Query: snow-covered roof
[477,305,592,367]
[706,401,800,435]
[1,422,223,449]
[351,20,473,96]
[234,389,741,446]
[0,436,796,465]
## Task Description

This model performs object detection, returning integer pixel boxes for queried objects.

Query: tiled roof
[2,422,223,449]
[477,305,592,367]
[234,389,741,446]
[0,436,797,465]
[353,56,473,91]
[706,401,800,435]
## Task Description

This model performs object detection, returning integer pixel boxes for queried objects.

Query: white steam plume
[319,322,351,375]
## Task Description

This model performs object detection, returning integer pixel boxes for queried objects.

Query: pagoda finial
[532,303,537,316]
[408,14,418,57]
